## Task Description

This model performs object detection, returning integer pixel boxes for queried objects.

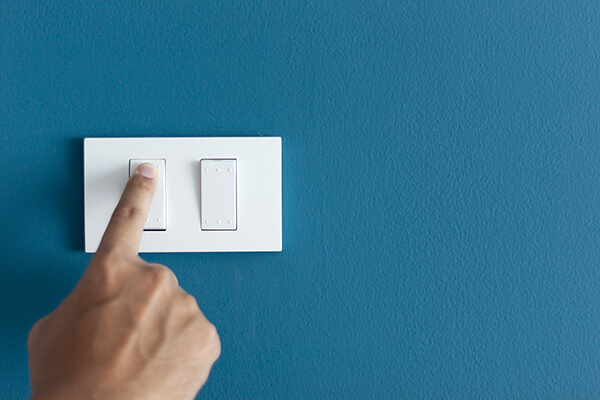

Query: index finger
[96,163,159,259]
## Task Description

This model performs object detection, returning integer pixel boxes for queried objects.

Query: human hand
[28,163,220,400]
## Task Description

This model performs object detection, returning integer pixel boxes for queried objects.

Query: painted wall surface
[2,1,600,398]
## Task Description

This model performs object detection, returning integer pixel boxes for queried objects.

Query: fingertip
[132,163,158,179]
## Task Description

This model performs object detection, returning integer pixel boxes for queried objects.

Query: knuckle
[86,254,125,294]
[193,321,221,361]
[205,322,220,344]
[93,262,120,291]
[148,265,175,290]
[205,323,222,359]
[178,294,200,314]
[137,265,176,301]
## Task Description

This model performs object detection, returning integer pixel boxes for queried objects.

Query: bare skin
[27,163,220,400]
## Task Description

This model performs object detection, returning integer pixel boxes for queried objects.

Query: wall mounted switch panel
[84,137,282,253]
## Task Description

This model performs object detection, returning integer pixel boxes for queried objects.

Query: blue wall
[2,1,600,398]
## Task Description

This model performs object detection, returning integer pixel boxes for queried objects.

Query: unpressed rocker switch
[201,159,237,231]
[129,159,167,230]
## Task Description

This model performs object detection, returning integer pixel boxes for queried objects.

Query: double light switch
[129,158,237,232]
[84,137,282,253]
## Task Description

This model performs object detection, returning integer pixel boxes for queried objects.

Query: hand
[27,163,220,400]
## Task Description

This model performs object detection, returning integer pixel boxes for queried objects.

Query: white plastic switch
[129,159,166,230]
[201,159,237,231]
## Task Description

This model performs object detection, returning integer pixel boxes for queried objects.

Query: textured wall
[2,1,600,398]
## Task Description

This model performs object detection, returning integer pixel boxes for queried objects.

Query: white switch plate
[84,137,282,253]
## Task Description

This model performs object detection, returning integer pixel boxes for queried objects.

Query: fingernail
[134,163,157,178]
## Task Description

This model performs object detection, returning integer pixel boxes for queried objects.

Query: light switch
[201,159,237,231]
[129,159,166,231]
